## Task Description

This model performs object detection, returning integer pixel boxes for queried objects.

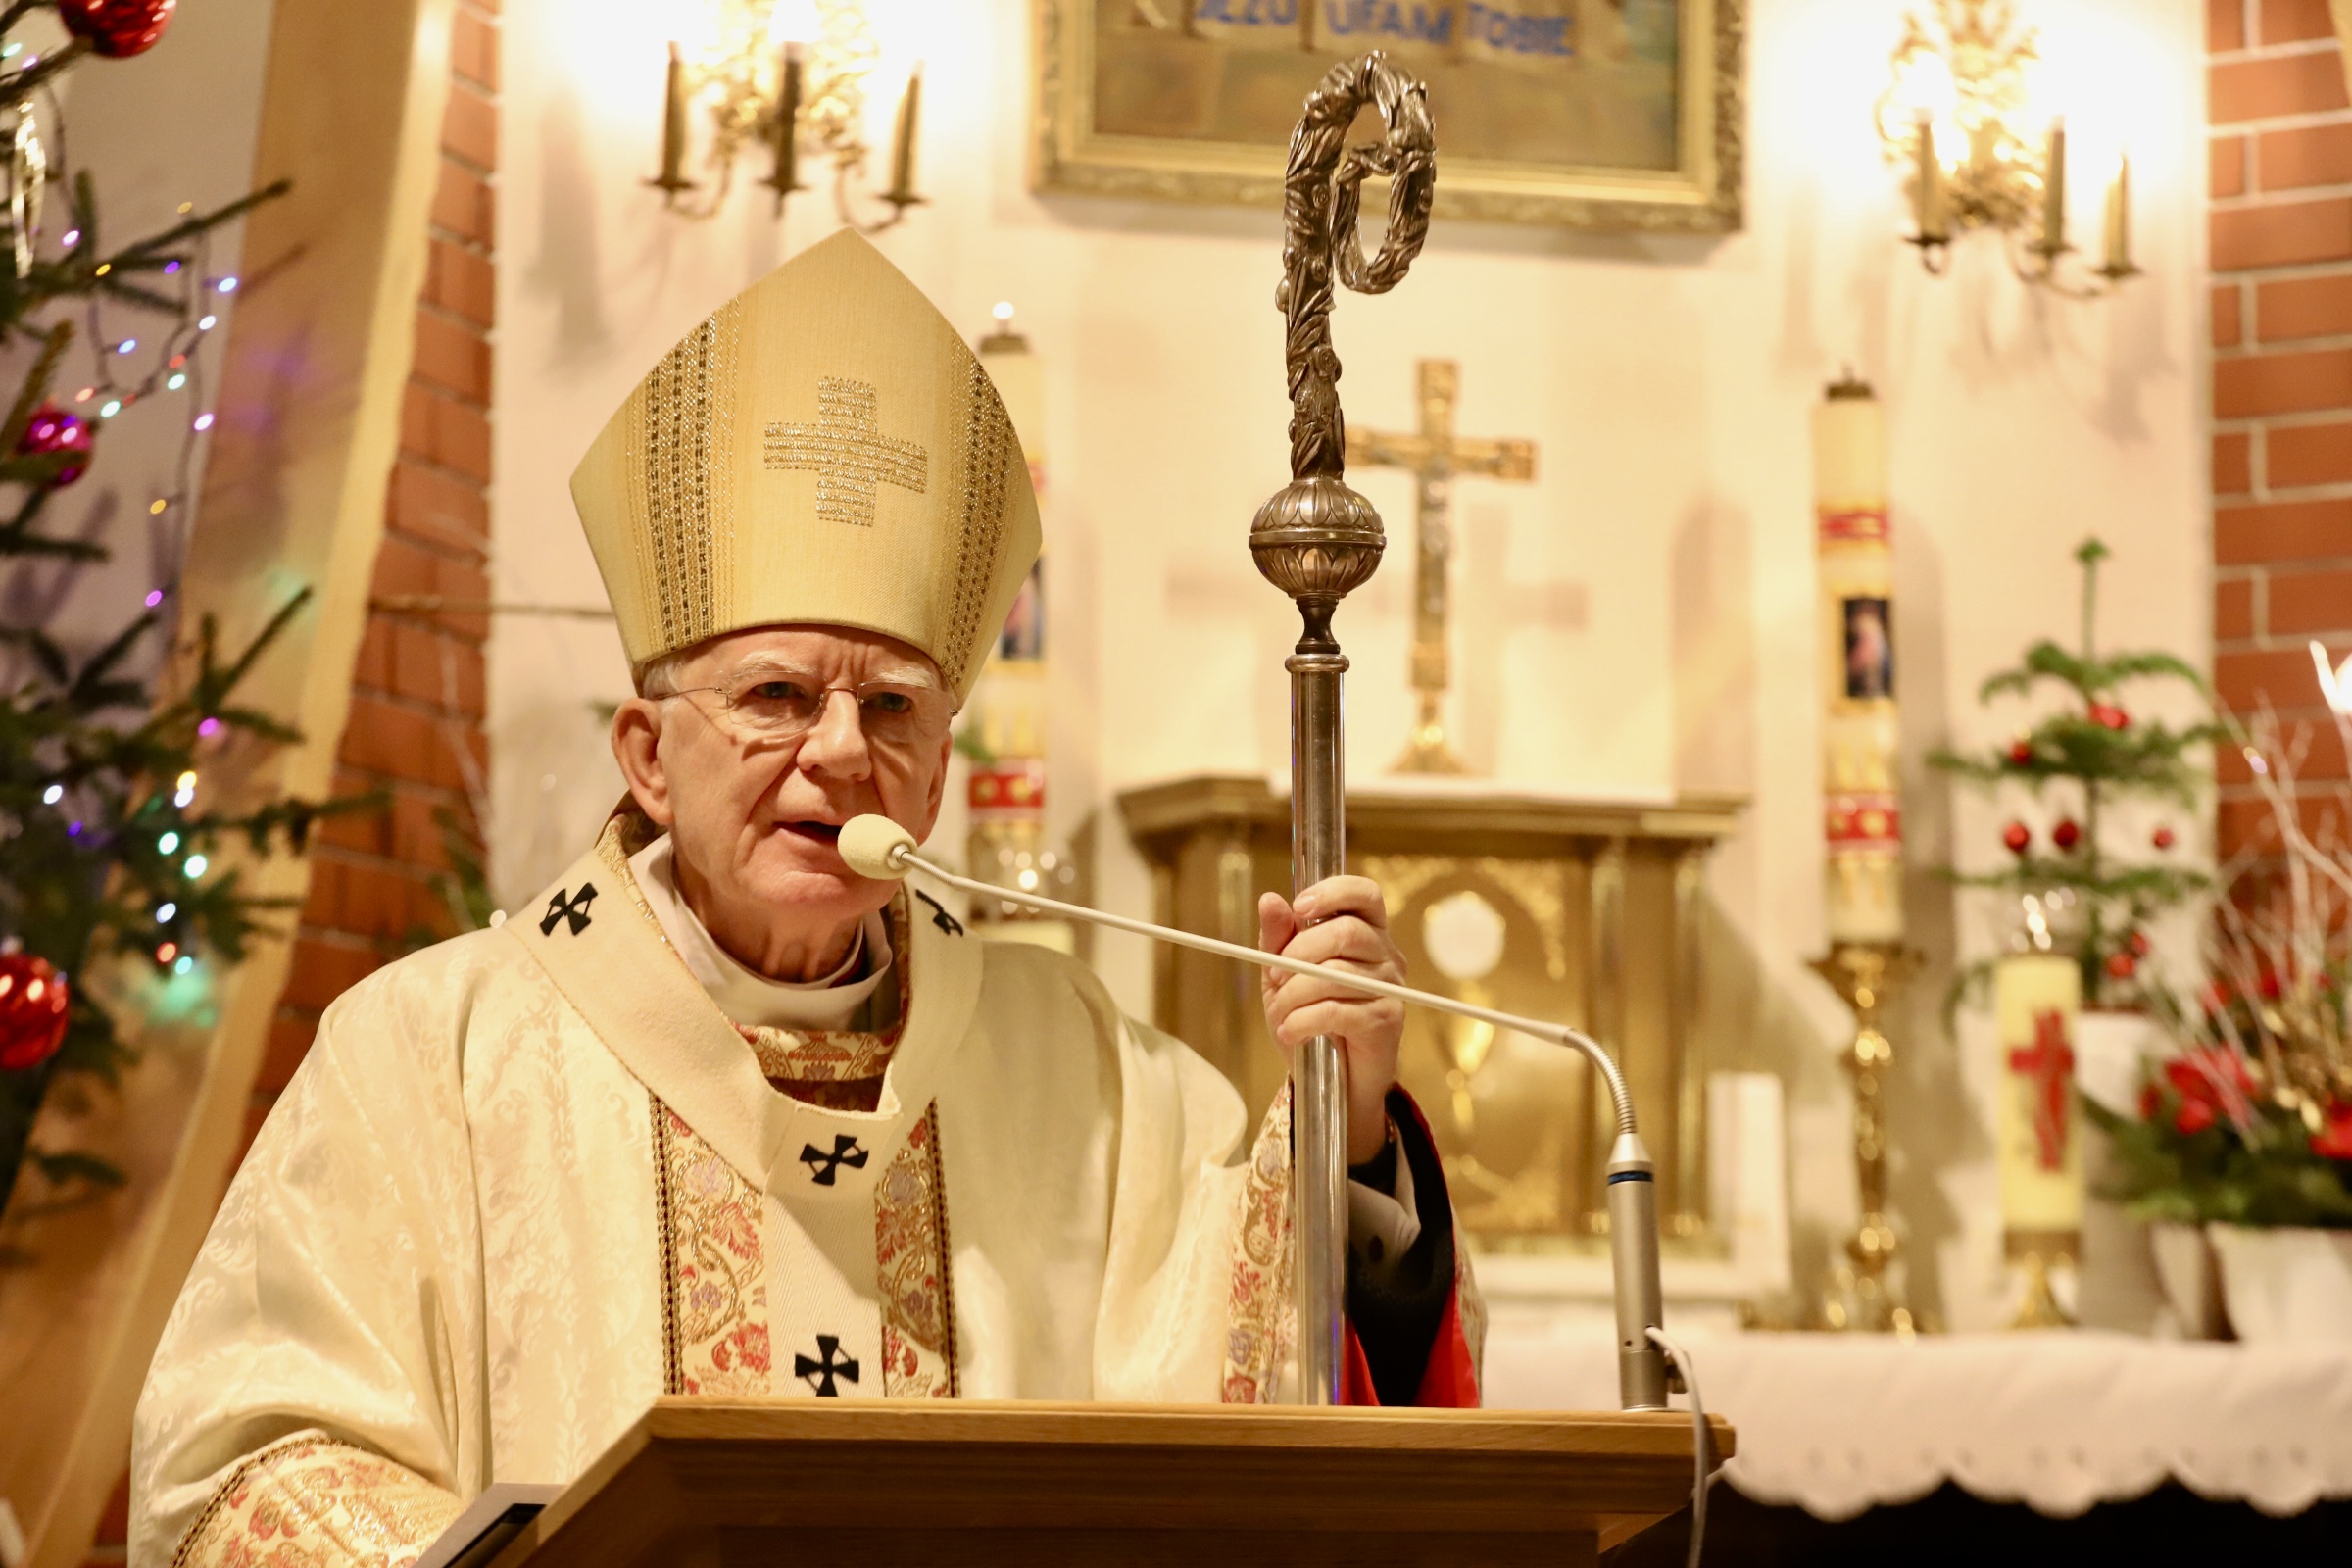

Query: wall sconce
[648,0,924,232]
[1874,0,2135,297]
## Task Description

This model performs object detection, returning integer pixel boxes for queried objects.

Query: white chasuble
[130,817,1307,1568]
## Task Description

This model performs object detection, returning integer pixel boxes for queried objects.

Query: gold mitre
[569,230,1039,701]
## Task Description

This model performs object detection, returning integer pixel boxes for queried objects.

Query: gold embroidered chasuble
[131,819,1300,1568]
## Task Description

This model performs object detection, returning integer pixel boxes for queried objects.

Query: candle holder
[648,0,923,233]
[1879,0,2138,298]
[1810,942,1927,1335]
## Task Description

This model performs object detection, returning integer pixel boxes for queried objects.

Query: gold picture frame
[1033,0,1744,231]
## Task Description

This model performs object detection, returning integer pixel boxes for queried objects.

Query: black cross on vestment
[795,1335,859,1396]
[540,883,597,936]
[799,1134,869,1187]
[915,890,963,937]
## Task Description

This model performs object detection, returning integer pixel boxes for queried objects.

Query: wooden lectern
[478,1399,1729,1568]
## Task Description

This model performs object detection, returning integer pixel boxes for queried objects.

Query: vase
[2208,1224,2352,1343]
[2076,1011,2168,1331]
[2149,1221,2228,1339]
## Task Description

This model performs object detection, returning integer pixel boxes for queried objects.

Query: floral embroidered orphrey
[653,1101,959,1399]
[169,1437,461,1568]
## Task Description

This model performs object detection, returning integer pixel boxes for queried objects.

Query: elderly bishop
[130,233,1483,1568]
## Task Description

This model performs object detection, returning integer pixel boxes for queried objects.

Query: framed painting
[1032,0,1744,231]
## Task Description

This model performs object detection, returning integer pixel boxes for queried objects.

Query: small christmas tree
[1932,538,2220,1009]
[0,0,313,1215]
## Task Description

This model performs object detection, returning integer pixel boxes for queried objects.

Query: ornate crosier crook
[1248,52,1435,1407]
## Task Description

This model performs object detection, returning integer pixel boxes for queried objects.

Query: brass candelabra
[1810,942,1925,1335]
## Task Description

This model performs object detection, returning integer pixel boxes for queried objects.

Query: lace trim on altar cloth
[653,1098,957,1399]
[1222,1085,1295,1405]
[169,1433,460,1568]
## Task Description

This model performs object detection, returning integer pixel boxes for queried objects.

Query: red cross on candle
[2007,1007,2076,1171]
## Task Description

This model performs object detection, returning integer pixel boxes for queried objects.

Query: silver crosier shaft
[833,815,1679,1412]
[1248,51,1438,1406]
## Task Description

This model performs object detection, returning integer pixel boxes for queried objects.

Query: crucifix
[1346,360,1538,773]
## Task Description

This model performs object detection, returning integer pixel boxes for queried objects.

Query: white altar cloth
[1484,1326,2352,1519]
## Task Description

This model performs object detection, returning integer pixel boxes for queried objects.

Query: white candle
[1815,376,1902,947]
[2103,151,2132,274]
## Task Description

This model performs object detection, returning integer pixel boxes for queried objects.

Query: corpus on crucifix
[1346,358,1537,774]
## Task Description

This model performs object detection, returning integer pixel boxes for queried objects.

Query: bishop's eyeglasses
[661,663,955,748]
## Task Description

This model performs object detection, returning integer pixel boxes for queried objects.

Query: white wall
[490,0,2208,1330]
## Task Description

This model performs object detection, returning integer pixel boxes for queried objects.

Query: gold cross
[1346,360,1536,774]
[764,377,928,528]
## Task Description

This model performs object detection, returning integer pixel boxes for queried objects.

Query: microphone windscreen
[839,814,917,880]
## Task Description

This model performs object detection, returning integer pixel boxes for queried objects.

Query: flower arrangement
[2086,693,2352,1228]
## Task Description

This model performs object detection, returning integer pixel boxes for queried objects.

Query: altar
[1487,1328,2352,1520]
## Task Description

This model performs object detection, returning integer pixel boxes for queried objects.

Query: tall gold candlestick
[1811,944,1923,1334]
[886,63,924,207]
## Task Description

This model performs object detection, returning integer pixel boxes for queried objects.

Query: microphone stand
[866,835,1678,1412]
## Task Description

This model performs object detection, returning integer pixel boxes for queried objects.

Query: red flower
[2315,1102,2352,1161]
[2159,1048,2257,1138]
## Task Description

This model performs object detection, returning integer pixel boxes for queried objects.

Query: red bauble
[2052,818,2082,851]
[2009,737,2034,765]
[16,403,92,486]
[0,952,71,1071]
[2129,929,2153,957]
[2088,702,2130,731]
[2002,821,2032,855]
[2106,951,2138,980]
[57,0,176,57]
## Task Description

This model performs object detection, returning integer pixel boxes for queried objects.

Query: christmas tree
[0,0,313,1215]
[1932,537,2220,1009]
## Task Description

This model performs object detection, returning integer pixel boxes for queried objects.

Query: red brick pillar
[246,0,498,1144]
[2211,0,2352,854]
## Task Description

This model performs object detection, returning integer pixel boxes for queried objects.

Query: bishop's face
[611,624,954,981]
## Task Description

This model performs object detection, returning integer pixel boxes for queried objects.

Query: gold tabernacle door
[466,1398,1728,1567]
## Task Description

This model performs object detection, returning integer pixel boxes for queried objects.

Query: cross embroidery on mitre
[764,377,928,528]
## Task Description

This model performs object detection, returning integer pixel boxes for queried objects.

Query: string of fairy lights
[3,40,254,981]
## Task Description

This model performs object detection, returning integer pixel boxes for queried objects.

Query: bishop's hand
[1257,877,1407,1167]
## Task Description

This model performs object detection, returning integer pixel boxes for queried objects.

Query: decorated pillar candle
[966,306,1070,949]
[1993,953,2084,1238]
[1814,375,1903,946]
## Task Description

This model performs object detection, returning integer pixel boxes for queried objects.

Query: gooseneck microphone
[838,814,1677,1412]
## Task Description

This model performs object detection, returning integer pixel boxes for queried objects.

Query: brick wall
[2211,0,2352,856]
[246,0,498,1145]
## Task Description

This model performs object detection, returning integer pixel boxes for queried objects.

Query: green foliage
[2086,1092,2352,1229]
[1931,537,2216,1007]
[0,33,297,1215]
